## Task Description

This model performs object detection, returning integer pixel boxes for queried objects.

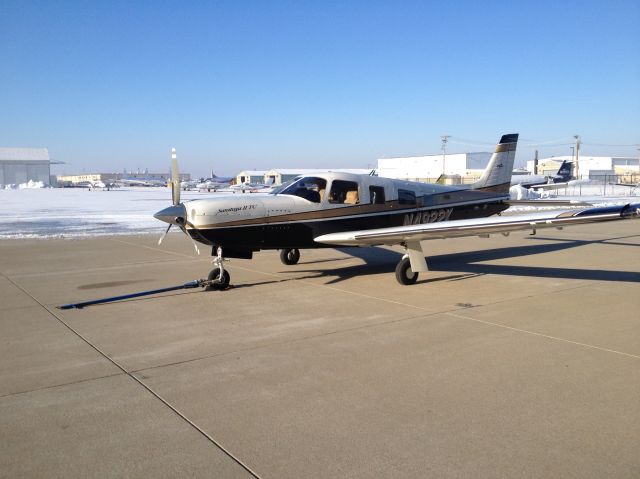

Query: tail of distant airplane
[471,133,519,193]
[556,160,572,182]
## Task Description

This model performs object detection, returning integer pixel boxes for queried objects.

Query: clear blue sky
[1,0,638,177]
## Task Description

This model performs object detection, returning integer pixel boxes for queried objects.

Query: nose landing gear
[205,246,231,291]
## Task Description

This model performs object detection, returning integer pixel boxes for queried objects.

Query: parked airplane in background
[196,178,230,191]
[229,181,272,193]
[154,135,639,288]
[118,177,167,187]
[74,180,119,190]
[511,160,572,188]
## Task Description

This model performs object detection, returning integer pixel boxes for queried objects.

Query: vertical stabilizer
[556,160,572,181]
[471,133,519,192]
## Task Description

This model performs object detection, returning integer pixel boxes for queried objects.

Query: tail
[556,160,572,181]
[471,133,519,192]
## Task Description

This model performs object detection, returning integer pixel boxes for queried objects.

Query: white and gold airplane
[155,134,639,288]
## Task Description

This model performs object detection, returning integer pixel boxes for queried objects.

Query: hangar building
[264,168,373,186]
[527,156,640,180]
[0,147,52,186]
[377,152,492,183]
[236,170,268,185]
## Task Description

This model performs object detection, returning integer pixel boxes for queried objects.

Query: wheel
[279,248,300,265]
[395,257,418,285]
[205,268,230,291]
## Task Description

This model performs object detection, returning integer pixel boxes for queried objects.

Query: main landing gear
[395,257,418,285]
[279,248,300,265]
[394,242,428,285]
[205,246,231,291]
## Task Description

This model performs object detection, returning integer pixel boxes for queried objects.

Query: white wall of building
[264,168,372,185]
[528,156,639,179]
[236,170,267,184]
[377,152,491,181]
[0,148,51,186]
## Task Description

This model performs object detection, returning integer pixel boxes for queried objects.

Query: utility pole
[574,135,581,179]
[440,135,450,176]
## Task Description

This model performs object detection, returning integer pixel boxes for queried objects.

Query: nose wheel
[205,267,230,291]
[205,246,231,291]
[279,248,300,265]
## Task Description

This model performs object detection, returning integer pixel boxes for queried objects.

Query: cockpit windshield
[273,176,327,203]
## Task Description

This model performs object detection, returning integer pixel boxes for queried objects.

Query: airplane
[196,178,231,191]
[180,179,198,190]
[154,134,639,289]
[229,181,272,193]
[118,177,167,187]
[73,180,119,190]
[510,160,572,188]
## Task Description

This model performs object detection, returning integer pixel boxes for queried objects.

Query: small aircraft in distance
[229,181,272,193]
[196,172,233,191]
[74,180,119,190]
[510,160,572,189]
[155,134,639,288]
[118,177,167,187]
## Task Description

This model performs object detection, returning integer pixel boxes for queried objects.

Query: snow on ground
[0,187,241,239]
[0,184,637,239]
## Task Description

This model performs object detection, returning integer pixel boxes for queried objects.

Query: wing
[314,203,640,246]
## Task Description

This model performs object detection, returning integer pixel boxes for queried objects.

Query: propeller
[171,148,180,206]
[155,148,200,255]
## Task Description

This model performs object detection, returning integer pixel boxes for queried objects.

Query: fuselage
[173,172,510,257]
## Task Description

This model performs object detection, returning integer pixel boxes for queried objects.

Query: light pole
[570,147,575,177]
[574,135,581,179]
[440,135,450,176]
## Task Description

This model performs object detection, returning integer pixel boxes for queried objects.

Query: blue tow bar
[57,280,204,310]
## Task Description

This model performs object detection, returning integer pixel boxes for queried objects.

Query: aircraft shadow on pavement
[289,235,640,285]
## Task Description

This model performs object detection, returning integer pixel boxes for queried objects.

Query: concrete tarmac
[1,221,639,478]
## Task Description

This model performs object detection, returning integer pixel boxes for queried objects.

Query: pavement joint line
[218,263,640,361]
[9,257,197,278]
[77,239,640,361]
[0,372,126,399]
[1,272,263,479]
[111,237,203,260]
[131,311,435,375]
[445,311,640,360]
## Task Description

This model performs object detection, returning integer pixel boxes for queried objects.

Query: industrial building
[264,168,373,186]
[376,152,492,183]
[236,170,268,185]
[56,173,121,187]
[122,169,190,182]
[0,147,52,186]
[527,156,640,180]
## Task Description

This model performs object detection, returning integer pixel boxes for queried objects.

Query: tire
[205,268,231,291]
[279,248,300,265]
[395,257,418,285]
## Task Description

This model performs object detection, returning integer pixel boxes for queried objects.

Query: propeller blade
[171,148,180,206]
[158,223,172,245]
[190,236,200,255]
[174,216,200,255]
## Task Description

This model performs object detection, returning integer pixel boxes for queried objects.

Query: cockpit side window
[329,180,360,205]
[278,177,327,203]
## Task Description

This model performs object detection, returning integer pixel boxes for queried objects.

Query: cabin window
[278,176,326,203]
[398,189,416,205]
[329,180,359,204]
[369,185,385,204]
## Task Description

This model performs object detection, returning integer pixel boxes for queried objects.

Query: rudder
[471,133,519,192]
